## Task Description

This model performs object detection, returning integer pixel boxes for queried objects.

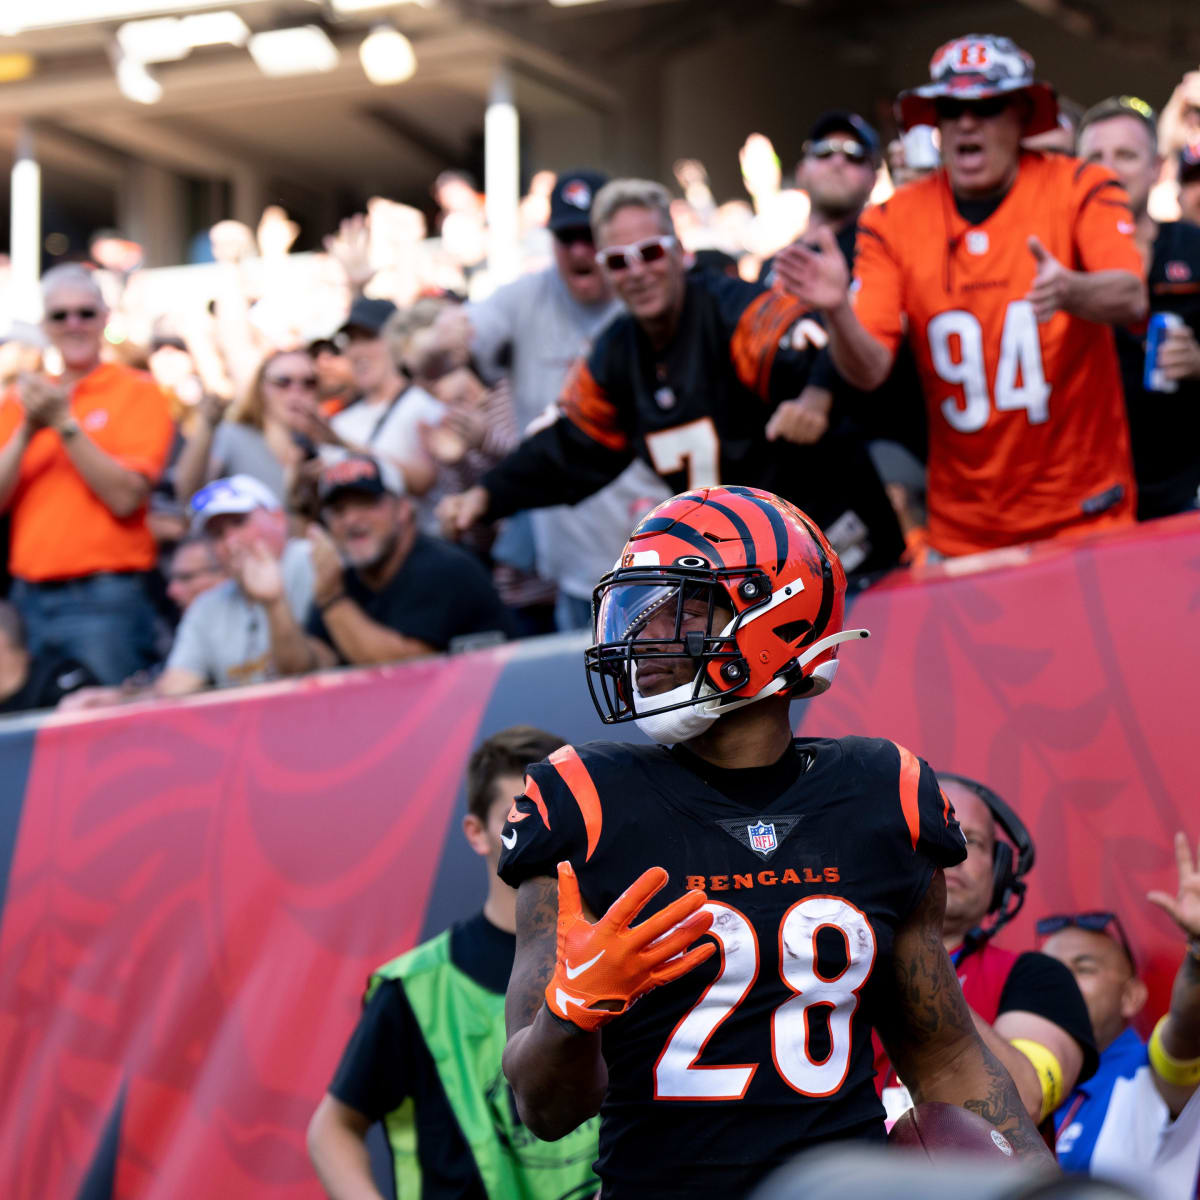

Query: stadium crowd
[0,45,1196,709]
[1,25,1199,1200]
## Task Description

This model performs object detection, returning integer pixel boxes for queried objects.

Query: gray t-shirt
[210,422,287,502]
[468,267,668,599]
[165,539,314,687]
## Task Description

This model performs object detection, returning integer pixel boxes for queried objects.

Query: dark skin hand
[877,872,1054,1163]
[503,875,608,1141]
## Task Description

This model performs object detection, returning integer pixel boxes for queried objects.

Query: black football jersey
[481,272,905,578]
[498,736,966,1200]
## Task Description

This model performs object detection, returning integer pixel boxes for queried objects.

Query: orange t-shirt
[0,362,174,581]
[853,151,1141,557]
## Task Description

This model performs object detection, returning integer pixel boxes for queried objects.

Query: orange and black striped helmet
[585,485,869,727]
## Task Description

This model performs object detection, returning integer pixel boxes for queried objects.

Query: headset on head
[939,773,1036,957]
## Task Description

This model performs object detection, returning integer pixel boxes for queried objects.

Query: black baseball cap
[805,111,881,162]
[337,296,397,338]
[1181,142,1200,184]
[548,169,608,233]
[318,454,405,504]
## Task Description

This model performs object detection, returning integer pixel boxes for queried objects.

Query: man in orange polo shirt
[0,264,173,684]
[776,33,1147,559]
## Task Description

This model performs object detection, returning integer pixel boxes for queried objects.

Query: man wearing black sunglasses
[776,32,1147,561]
[0,263,173,686]
[1040,832,1200,1194]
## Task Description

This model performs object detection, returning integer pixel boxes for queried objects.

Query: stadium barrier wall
[1,514,1197,1198]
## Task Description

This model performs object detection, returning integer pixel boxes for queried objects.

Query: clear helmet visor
[595,580,682,645]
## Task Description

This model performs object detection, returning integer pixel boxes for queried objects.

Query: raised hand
[231,539,285,605]
[256,205,300,260]
[1026,236,1074,323]
[1148,832,1200,940]
[323,213,375,292]
[545,862,715,1032]
[773,226,850,312]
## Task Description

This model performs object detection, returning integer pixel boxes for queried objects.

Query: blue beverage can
[1144,311,1183,394]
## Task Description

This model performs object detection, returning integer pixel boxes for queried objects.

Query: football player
[497,485,1054,1198]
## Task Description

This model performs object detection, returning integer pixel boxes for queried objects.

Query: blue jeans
[12,572,159,686]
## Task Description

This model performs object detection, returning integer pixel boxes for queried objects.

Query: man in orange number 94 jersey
[775,32,1148,558]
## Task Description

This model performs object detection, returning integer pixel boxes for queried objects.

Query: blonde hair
[590,178,675,242]
[383,297,451,374]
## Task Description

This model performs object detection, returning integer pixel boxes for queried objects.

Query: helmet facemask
[585,565,768,727]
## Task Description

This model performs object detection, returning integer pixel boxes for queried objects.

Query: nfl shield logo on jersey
[748,821,777,854]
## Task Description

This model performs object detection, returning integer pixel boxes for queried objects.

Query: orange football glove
[545,861,716,1033]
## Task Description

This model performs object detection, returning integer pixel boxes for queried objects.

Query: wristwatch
[57,416,82,441]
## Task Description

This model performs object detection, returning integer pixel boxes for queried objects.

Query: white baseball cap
[190,474,281,533]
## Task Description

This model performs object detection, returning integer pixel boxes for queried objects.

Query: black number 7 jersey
[498,736,965,1200]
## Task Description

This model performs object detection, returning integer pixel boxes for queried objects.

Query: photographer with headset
[876,773,1098,1130]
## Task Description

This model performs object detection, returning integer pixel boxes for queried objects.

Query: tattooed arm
[877,870,1056,1166]
[501,875,608,1140]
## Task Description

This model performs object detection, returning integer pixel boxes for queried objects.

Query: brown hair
[229,348,313,429]
[465,725,565,822]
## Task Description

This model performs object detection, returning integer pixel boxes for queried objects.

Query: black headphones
[939,773,1036,949]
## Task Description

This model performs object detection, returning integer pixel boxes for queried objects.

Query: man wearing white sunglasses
[440,178,904,580]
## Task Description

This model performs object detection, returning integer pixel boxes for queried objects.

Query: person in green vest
[307,725,600,1199]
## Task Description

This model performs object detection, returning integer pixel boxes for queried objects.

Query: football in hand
[888,1102,1015,1160]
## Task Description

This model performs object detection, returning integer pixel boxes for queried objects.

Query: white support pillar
[485,62,520,288]
[10,122,42,320]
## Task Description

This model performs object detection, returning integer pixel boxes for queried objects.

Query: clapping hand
[230,539,285,605]
[17,372,70,430]
[307,522,346,607]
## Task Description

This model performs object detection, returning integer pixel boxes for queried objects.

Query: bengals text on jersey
[498,736,966,1199]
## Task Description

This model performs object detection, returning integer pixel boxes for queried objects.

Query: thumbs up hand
[1025,235,1074,323]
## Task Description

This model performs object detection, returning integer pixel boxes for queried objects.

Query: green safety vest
[367,930,600,1199]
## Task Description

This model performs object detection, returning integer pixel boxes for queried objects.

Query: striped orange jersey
[852,151,1142,557]
[478,270,906,578]
[498,737,965,1199]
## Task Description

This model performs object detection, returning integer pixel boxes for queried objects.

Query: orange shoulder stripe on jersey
[730,290,807,400]
[548,744,603,861]
[559,359,629,453]
[894,742,921,851]
[940,787,952,826]
[522,775,552,830]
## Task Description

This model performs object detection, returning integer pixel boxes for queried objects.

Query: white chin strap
[633,628,870,745]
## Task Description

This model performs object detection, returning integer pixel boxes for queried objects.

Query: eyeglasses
[1036,911,1137,971]
[934,95,1012,121]
[554,226,594,248]
[806,137,870,164]
[46,307,101,323]
[596,235,677,272]
[264,374,318,390]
